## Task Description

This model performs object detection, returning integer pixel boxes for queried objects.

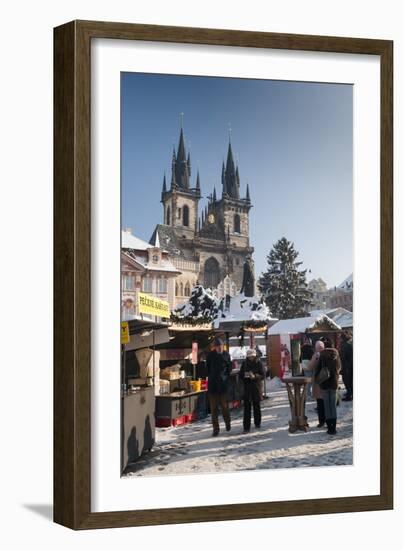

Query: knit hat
[246,348,257,357]
[214,337,224,347]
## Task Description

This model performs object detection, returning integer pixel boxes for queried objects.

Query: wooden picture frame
[54,20,393,529]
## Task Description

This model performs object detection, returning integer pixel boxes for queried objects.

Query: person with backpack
[240,348,264,433]
[315,339,342,435]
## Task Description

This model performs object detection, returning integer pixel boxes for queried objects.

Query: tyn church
[150,123,254,305]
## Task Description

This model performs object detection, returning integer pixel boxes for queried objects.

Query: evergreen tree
[258,237,312,319]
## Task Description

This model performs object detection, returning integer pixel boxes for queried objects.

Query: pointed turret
[221,161,227,196]
[245,183,251,203]
[213,187,217,202]
[171,147,177,188]
[187,152,191,177]
[162,173,167,193]
[196,170,201,195]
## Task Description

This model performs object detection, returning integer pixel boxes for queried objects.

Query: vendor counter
[122,386,155,470]
[156,390,208,427]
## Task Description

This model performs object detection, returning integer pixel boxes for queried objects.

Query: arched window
[183,205,189,227]
[175,282,179,296]
[234,213,241,233]
[204,257,220,289]
[184,282,191,297]
[166,205,171,225]
[180,282,184,296]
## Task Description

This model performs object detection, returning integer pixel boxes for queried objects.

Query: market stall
[121,318,170,472]
[268,313,344,378]
[154,322,213,426]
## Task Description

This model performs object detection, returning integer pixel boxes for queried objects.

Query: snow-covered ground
[123,382,353,478]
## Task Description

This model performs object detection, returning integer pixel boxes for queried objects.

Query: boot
[327,418,337,435]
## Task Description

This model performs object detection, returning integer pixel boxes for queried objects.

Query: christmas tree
[258,237,312,319]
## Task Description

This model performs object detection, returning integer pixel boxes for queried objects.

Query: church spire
[223,139,239,199]
[174,122,190,189]
[162,173,167,193]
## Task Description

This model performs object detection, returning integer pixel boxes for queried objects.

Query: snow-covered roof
[309,307,353,329]
[269,314,341,335]
[122,249,180,274]
[338,273,353,290]
[122,230,151,251]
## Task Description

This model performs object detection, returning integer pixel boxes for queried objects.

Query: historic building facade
[150,124,254,306]
[121,229,180,320]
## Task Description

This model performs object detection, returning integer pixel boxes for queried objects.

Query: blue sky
[121,72,352,288]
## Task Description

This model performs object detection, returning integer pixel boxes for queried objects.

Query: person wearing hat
[239,348,265,433]
[206,337,232,437]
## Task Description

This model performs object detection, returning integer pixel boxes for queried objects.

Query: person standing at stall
[240,348,264,433]
[316,340,342,435]
[206,338,232,437]
[340,331,353,401]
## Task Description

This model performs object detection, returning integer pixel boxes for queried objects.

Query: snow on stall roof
[269,314,341,335]
[215,293,274,327]
[309,307,353,329]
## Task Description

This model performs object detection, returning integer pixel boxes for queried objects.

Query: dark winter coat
[316,348,341,390]
[340,339,353,373]
[240,358,264,402]
[300,343,314,362]
[206,350,232,395]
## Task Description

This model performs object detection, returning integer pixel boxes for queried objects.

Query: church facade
[149,124,254,307]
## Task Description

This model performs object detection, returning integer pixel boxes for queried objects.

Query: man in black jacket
[206,338,232,436]
[340,332,353,401]
[240,348,264,433]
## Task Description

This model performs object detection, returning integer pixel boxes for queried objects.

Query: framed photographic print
[54,20,393,529]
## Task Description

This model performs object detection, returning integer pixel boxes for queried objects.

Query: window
[183,204,189,227]
[142,277,153,293]
[180,282,184,296]
[175,282,179,296]
[184,282,191,297]
[177,207,181,219]
[204,257,220,289]
[166,205,171,225]
[152,254,159,263]
[123,275,135,290]
[234,213,241,233]
[158,277,167,294]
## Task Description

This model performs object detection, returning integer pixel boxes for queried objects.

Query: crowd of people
[205,333,353,438]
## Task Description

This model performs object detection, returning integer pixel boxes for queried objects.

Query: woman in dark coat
[315,341,342,435]
[240,348,264,433]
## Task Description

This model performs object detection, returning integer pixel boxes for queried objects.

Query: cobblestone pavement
[123,385,353,478]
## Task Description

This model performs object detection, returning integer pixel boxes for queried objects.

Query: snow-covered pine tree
[258,237,312,319]
[171,285,221,324]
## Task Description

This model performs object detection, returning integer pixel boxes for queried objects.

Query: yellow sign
[121,321,130,344]
[138,292,170,318]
